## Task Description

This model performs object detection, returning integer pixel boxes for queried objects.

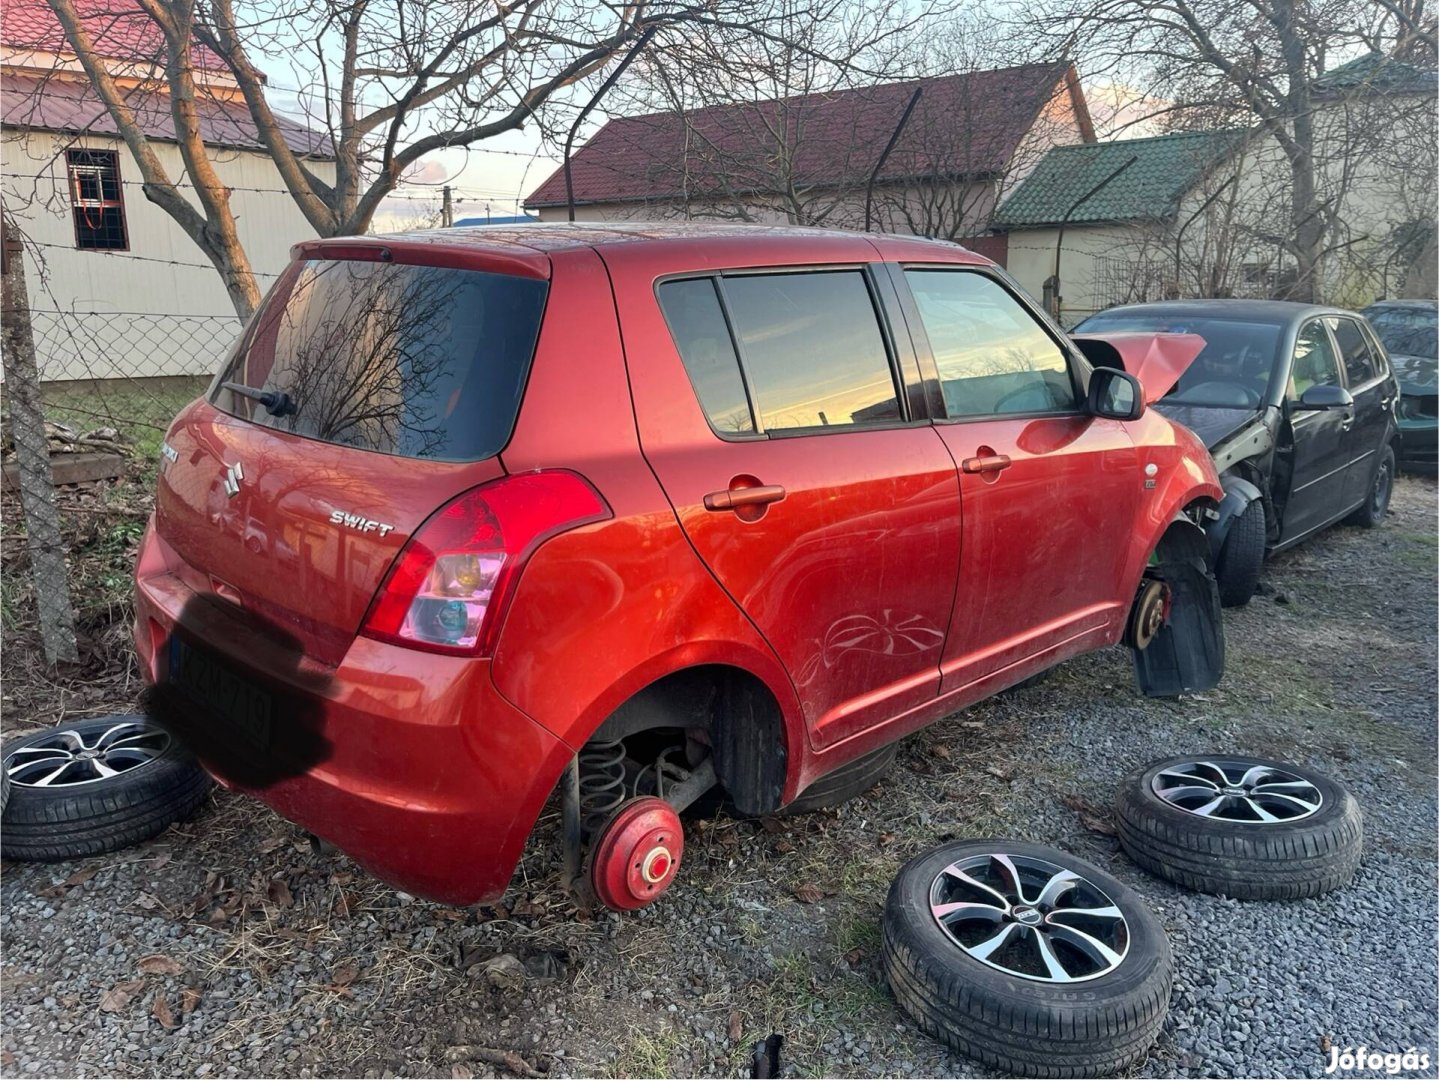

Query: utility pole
[1,206,78,665]
[441,186,453,228]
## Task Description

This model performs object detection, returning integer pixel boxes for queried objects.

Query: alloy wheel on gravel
[1150,759,1322,823]
[1,715,210,862]
[6,720,172,788]
[929,852,1129,983]
[1116,754,1362,900]
[883,839,1173,1078]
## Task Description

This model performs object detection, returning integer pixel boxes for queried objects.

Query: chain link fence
[25,309,241,439]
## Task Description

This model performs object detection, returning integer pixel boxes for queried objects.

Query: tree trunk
[1,211,79,666]
[1288,113,1324,303]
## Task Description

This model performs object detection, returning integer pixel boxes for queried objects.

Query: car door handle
[960,454,1013,475]
[703,484,786,511]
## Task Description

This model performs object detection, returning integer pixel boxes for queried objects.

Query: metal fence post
[2,207,79,665]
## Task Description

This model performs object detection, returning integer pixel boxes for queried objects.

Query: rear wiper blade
[222,381,297,417]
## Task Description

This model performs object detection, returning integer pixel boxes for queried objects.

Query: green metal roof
[1314,52,1438,95]
[993,129,1249,229]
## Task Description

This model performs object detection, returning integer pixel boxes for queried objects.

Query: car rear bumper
[133,524,571,906]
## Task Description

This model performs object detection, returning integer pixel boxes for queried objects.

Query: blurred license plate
[169,638,272,749]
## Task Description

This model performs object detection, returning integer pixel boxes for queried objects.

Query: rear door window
[723,271,901,432]
[903,270,1076,417]
[1325,316,1378,386]
[659,270,902,435]
[657,278,756,435]
[213,259,548,461]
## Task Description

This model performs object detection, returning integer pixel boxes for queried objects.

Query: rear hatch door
[153,249,549,663]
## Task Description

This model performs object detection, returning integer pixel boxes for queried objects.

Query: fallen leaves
[329,963,360,988]
[99,980,144,1013]
[37,866,97,898]
[180,987,203,1014]
[791,883,824,904]
[151,995,179,1030]
[728,1009,744,1043]
[137,954,184,977]
[267,877,294,908]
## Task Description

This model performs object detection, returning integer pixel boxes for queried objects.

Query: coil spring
[578,738,627,835]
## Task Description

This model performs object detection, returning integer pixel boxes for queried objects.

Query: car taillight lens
[360,471,610,656]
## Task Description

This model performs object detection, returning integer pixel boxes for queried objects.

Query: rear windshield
[1077,312,1282,407]
[212,259,547,461]
[1366,305,1438,360]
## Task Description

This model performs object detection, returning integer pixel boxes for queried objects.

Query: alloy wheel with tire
[1345,443,1395,528]
[1115,754,1362,900]
[882,840,1172,1078]
[1,716,211,861]
[1215,498,1266,608]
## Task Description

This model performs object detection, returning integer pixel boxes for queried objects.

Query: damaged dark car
[1075,300,1400,607]
[1362,299,1437,474]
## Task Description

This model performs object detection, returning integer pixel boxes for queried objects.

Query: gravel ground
[2,476,1435,1079]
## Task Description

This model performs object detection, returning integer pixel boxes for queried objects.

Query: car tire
[783,741,898,815]
[1345,443,1395,528]
[1214,499,1265,608]
[1,716,211,862]
[882,840,1172,1078]
[1115,754,1362,900]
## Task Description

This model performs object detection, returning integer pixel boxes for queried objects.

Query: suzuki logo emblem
[222,461,244,498]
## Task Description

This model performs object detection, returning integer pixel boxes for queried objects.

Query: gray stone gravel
[2,476,1435,1078]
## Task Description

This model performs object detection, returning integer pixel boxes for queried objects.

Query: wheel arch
[571,647,804,815]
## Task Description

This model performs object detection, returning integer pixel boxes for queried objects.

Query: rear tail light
[360,471,610,656]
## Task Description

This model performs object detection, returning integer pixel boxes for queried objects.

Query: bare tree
[599,0,941,227]
[586,8,1083,241]
[1022,0,1434,302]
[37,0,858,317]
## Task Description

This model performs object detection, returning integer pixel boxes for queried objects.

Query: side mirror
[1087,366,1145,421]
[1296,384,1354,410]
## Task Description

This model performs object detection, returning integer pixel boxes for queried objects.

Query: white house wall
[2,128,335,381]
[1004,223,1164,326]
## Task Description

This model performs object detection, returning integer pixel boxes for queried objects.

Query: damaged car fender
[1112,413,1226,697]
[1119,410,1224,589]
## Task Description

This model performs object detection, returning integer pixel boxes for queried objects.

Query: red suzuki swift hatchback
[134,224,1223,911]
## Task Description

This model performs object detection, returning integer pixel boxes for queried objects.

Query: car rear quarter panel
[491,247,806,789]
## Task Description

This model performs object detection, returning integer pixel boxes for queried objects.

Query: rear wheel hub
[589,797,684,911]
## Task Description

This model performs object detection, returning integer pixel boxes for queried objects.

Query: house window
[67,149,128,250]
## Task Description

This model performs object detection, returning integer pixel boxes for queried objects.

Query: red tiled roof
[2,72,334,157]
[2,0,227,71]
[526,62,1088,208]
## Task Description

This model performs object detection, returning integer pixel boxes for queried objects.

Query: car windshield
[1076,312,1282,408]
[1366,306,1438,360]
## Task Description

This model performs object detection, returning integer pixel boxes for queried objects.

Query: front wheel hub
[589,797,684,911]
[1128,578,1169,651]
